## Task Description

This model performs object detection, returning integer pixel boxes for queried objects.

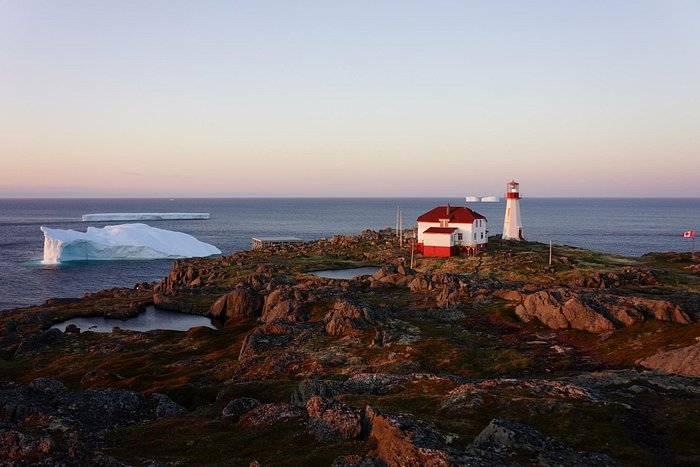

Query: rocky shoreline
[2,231,699,465]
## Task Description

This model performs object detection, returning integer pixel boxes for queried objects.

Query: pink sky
[1,1,698,197]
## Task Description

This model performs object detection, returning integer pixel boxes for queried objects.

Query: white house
[416,205,488,257]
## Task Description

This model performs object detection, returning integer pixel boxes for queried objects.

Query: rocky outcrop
[365,406,451,467]
[514,288,691,333]
[441,378,598,411]
[292,374,410,404]
[574,268,658,288]
[515,289,614,333]
[209,286,263,323]
[325,299,381,337]
[260,288,306,323]
[153,292,196,314]
[306,396,363,442]
[637,342,700,377]
[0,378,186,464]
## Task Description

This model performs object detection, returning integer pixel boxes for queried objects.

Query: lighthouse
[502,180,524,241]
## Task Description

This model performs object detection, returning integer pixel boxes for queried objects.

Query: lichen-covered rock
[306,396,363,442]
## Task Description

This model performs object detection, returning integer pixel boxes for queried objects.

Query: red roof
[423,227,457,234]
[417,206,486,224]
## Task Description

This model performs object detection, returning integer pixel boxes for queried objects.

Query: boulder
[260,288,306,323]
[209,287,263,323]
[325,298,380,337]
[222,397,261,420]
[306,396,363,442]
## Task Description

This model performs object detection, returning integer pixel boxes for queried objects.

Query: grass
[108,416,369,466]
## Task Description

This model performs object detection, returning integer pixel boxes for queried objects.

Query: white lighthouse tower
[502,180,523,241]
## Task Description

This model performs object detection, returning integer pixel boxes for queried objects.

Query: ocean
[1,198,698,311]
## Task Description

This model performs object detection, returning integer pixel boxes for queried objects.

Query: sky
[1,1,699,197]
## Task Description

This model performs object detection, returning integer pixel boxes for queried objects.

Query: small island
[1,231,699,465]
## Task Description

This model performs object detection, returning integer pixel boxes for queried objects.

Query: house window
[440,220,448,227]
[480,232,484,239]
[457,233,463,240]
[474,233,477,240]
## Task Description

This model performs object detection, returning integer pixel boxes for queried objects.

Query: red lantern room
[506,180,520,199]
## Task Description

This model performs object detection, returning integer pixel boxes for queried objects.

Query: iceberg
[40,223,221,264]
[82,212,210,221]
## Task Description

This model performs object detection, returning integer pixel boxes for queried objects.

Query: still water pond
[309,267,380,280]
[51,306,218,333]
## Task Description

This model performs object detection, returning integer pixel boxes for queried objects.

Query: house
[416,205,488,257]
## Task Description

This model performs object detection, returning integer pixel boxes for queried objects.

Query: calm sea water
[1,198,698,311]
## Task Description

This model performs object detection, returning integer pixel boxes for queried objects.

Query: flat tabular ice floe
[40,223,221,264]
[82,212,209,221]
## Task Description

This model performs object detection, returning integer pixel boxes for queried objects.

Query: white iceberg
[40,223,221,264]
[82,212,210,221]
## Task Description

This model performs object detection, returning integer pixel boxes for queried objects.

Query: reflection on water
[309,267,380,280]
[51,306,218,333]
